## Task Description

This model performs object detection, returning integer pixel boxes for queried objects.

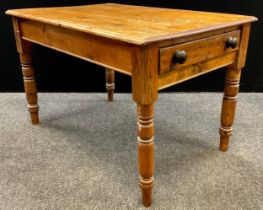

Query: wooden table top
[6,3,257,45]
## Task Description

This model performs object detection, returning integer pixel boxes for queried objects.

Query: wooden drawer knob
[172,50,187,64]
[226,37,238,49]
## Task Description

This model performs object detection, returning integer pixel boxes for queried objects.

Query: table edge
[6,9,257,45]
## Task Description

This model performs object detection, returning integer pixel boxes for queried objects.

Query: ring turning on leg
[20,53,39,125]
[137,104,154,207]
[219,67,241,151]
[105,68,115,101]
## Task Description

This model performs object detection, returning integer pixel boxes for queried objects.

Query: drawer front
[159,30,241,74]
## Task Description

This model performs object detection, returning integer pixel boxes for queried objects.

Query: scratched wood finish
[6,3,257,207]
[105,68,115,101]
[6,3,257,45]
[159,30,241,74]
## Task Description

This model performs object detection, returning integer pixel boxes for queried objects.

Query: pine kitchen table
[6,3,257,207]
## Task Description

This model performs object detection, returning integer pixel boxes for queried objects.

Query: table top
[6,3,257,45]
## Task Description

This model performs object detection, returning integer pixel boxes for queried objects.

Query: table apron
[19,19,134,75]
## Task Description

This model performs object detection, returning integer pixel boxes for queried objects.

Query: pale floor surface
[0,93,262,209]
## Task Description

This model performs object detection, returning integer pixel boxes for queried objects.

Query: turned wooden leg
[137,103,154,207]
[105,68,115,101]
[19,51,39,125]
[219,67,241,151]
[12,18,39,124]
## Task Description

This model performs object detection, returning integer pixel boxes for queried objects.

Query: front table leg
[137,103,154,207]
[19,45,39,125]
[12,18,39,125]
[219,67,241,151]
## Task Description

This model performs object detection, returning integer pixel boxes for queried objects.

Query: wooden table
[6,3,257,207]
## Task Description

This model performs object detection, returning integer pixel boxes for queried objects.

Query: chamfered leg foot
[105,68,115,101]
[219,128,232,152]
[219,67,241,152]
[137,103,154,207]
[19,50,39,125]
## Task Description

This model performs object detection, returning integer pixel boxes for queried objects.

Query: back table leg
[105,68,115,101]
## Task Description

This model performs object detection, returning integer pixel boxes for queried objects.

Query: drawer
[159,30,241,74]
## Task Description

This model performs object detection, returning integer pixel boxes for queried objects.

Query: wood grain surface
[6,3,257,45]
[19,19,134,75]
